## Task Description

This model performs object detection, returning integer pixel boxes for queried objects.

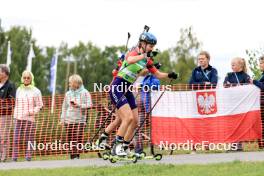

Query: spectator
[12,70,43,162]
[0,64,16,162]
[60,74,92,159]
[189,51,218,90]
[250,55,264,89]
[224,57,250,87]
[250,55,264,148]
[223,57,250,151]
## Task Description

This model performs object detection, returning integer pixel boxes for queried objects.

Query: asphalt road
[1,151,264,170]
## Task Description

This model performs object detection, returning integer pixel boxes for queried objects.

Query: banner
[151,85,262,144]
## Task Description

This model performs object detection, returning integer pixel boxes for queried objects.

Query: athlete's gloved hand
[146,58,154,69]
[154,62,162,69]
[120,53,125,61]
[117,60,123,67]
[146,49,159,58]
[112,69,118,77]
[168,72,178,79]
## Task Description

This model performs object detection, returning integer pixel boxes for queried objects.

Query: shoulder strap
[201,69,211,81]
[234,73,240,85]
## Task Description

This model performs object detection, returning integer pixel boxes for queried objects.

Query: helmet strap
[138,41,147,53]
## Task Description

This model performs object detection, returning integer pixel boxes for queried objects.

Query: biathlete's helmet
[139,32,157,45]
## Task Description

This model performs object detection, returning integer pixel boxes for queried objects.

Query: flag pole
[6,41,11,68]
[26,43,35,71]
[51,51,58,114]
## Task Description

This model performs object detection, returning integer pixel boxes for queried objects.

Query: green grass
[1,161,264,176]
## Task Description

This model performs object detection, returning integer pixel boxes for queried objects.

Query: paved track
[1,151,264,170]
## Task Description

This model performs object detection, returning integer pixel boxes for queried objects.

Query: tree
[246,48,264,79]
[0,24,203,95]
[56,42,71,93]
[170,26,202,83]
[6,26,32,86]
[0,24,7,64]
[81,43,120,91]
[0,26,52,94]
[55,42,124,93]
[154,49,173,85]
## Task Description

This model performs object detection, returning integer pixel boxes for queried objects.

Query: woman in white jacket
[12,70,43,162]
[60,74,92,159]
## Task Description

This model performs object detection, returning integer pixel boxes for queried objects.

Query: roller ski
[97,141,162,162]
[95,133,112,159]
[101,150,162,162]
[96,137,136,163]
[135,151,162,161]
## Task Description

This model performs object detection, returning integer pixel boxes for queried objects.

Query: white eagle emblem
[196,92,217,115]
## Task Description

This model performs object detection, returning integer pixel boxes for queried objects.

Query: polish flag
[151,85,262,144]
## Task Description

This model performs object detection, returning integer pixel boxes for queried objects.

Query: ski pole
[133,79,173,141]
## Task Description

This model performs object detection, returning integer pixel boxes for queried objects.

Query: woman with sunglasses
[12,70,43,162]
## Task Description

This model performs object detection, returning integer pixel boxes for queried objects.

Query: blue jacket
[189,65,218,85]
[253,72,264,90]
[223,71,250,85]
[141,75,160,113]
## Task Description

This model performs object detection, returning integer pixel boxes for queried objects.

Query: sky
[0,0,264,82]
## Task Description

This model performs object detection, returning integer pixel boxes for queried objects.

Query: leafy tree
[81,43,115,91]
[56,42,70,93]
[0,24,203,95]
[246,48,264,79]
[6,26,32,87]
[0,24,7,64]
[170,26,202,83]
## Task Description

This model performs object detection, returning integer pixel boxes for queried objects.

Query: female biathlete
[97,32,178,156]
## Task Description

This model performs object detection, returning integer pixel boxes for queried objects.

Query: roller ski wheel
[109,157,117,163]
[135,151,146,160]
[154,154,162,161]
[108,154,138,163]
[132,154,138,163]
[102,152,110,160]
[140,151,146,158]
[97,152,102,158]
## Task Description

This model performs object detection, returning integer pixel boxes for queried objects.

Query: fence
[0,84,263,161]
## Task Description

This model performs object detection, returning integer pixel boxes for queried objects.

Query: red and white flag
[151,85,262,144]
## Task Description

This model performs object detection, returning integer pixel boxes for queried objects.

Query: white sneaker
[96,136,108,149]
[112,143,127,156]
[123,145,133,157]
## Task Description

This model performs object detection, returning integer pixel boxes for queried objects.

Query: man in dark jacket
[189,51,218,90]
[0,64,16,162]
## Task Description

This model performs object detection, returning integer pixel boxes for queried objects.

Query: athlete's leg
[104,115,121,134]
[117,91,139,155]
[110,104,134,156]
[123,90,139,142]
[98,77,131,152]
[124,108,139,142]
[96,115,121,147]
[115,104,134,138]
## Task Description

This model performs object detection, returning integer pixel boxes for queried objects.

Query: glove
[146,49,159,58]
[117,60,123,67]
[154,62,162,69]
[168,72,178,79]
[120,53,125,61]
[112,69,118,77]
[146,58,154,69]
